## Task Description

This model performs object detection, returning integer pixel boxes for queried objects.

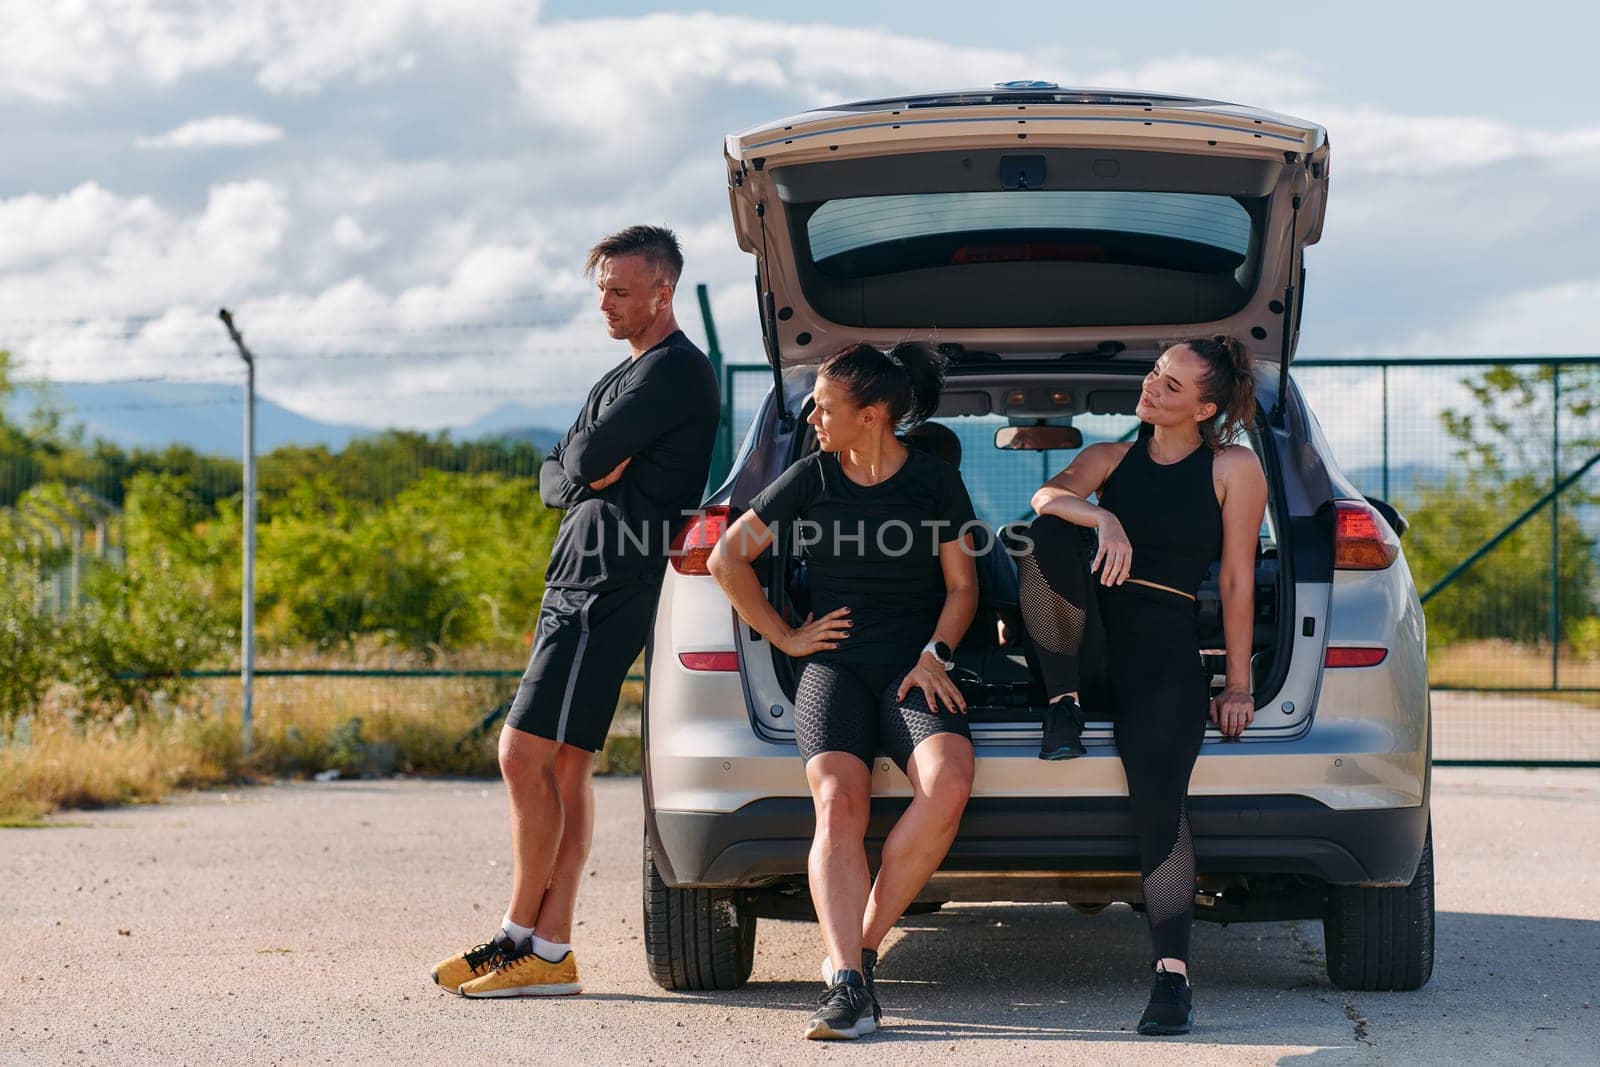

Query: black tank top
[1095,438,1223,596]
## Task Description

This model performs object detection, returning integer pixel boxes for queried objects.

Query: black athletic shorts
[504,581,659,752]
[793,658,972,774]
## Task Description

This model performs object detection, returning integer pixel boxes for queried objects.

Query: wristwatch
[922,640,954,671]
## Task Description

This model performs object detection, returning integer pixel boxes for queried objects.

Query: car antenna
[756,201,795,431]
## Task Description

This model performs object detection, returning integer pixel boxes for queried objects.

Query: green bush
[1407,363,1600,647]
[50,473,231,718]
[0,553,63,723]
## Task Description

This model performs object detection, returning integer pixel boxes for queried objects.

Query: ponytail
[1177,335,1256,449]
[818,341,946,429]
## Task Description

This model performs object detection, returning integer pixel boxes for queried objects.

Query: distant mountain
[457,402,569,451]
[7,382,369,458]
[4,382,574,457]
[1343,464,1453,502]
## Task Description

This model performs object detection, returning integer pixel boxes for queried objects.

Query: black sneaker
[806,970,878,1040]
[1137,968,1194,1035]
[1039,696,1087,760]
[821,948,880,1019]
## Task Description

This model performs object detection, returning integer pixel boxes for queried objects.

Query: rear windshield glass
[808,191,1252,273]
[792,190,1262,330]
[925,414,1276,547]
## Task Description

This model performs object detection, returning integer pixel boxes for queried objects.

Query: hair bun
[1175,334,1256,449]
[819,341,947,429]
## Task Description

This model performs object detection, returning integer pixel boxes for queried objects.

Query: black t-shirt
[748,447,978,665]
[539,330,721,591]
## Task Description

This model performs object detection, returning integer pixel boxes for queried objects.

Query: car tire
[1323,824,1435,991]
[643,833,757,991]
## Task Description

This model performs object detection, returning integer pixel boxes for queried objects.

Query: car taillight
[1325,647,1388,668]
[1334,500,1400,570]
[678,651,739,671]
[670,505,730,576]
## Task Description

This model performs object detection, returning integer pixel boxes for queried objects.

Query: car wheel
[1323,823,1435,991]
[643,832,757,991]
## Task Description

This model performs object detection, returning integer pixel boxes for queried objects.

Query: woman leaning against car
[1015,335,1268,1035]
[708,341,979,1041]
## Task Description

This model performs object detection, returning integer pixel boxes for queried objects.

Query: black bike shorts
[504,582,659,752]
[793,658,972,774]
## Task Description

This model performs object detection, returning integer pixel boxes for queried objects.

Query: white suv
[641,84,1431,994]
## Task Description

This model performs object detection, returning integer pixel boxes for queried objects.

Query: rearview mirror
[995,425,1083,451]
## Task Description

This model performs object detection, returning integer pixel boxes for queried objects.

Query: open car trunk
[743,365,1293,738]
[725,86,1329,372]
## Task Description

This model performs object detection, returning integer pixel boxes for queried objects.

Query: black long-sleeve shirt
[539,330,720,591]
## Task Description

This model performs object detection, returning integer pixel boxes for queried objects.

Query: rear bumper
[650,793,1430,891]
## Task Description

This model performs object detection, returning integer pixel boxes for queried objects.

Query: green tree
[255,469,559,651]
[0,537,65,724]
[1403,364,1600,646]
[59,473,231,716]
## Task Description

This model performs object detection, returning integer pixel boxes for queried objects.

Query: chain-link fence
[6,352,1597,773]
[0,429,565,782]
[1295,357,1600,766]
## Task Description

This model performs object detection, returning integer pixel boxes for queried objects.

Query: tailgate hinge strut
[756,200,795,431]
[1272,195,1301,427]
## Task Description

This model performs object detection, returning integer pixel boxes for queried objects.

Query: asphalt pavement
[2,768,1596,1065]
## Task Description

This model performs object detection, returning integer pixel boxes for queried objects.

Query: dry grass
[0,650,645,824]
[0,713,244,825]
[10,637,1597,824]
[1429,639,1600,690]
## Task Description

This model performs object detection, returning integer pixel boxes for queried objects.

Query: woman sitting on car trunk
[1016,335,1267,1036]
[709,341,979,1041]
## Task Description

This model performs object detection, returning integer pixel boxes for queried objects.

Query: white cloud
[4,8,1600,433]
[516,14,1036,150]
[0,182,164,273]
[1313,105,1600,176]
[0,181,291,349]
[136,115,285,149]
[1086,52,1321,112]
[1391,277,1600,356]
[0,0,537,102]
[330,215,384,253]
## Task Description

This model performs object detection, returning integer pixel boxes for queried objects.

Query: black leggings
[1016,516,1209,964]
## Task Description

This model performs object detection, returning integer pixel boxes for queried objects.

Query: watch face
[933,641,952,662]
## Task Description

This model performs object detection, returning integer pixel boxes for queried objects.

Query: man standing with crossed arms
[432,225,720,997]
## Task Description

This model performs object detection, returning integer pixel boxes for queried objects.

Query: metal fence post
[696,284,731,490]
[1552,365,1561,689]
[219,310,256,752]
[1381,364,1390,501]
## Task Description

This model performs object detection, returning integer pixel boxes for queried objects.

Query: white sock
[500,915,535,947]
[532,935,571,963]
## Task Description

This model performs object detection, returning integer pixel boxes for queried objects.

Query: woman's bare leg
[861,734,975,951]
[805,752,873,974]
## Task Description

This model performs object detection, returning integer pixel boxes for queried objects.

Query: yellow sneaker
[431,934,520,995]
[460,948,583,998]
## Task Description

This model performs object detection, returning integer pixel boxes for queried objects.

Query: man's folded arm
[540,437,594,509]
[559,367,684,484]
[541,459,593,508]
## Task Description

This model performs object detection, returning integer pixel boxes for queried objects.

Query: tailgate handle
[999,155,1046,190]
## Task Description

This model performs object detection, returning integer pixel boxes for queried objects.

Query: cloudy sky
[2,0,1596,437]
